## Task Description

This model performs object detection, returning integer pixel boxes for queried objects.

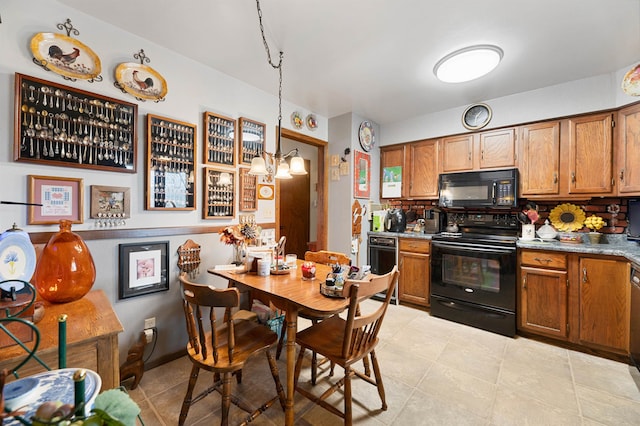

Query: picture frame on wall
[90,185,131,219]
[118,241,170,299]
[353,150,370,199]
[28,175,83,225]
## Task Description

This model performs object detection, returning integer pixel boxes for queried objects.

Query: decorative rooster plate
[115,62,168,101]
[31,32,102,81]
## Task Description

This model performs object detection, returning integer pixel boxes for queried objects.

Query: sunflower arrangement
[549,203,586,232]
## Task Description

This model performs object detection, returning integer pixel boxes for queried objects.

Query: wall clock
[462,103,492,130]
[358,121,375,152]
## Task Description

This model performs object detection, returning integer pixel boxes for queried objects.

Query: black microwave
[628,199,640,241]
[438,168,518,209]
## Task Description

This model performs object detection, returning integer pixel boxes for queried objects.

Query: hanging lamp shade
[289,155,308,175]
[248,156,268,176]
[274,160,292,179]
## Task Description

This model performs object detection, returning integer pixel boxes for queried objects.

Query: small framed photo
[118,241,169,299]
[28,175,83,225]
[90,185,131,219]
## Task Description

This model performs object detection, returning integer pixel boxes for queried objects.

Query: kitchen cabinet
[478,128,517,169]
[519,121,561,197]
[617,103,640,194]
[407,139,439,198]
[578,257,629,353]
[398,238,430,307]
[519,250,568,339]
[566,112,614,195]
[441,134,473,173]
[380,145,406,199]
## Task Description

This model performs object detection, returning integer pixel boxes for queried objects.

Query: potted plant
[584,215,606,243]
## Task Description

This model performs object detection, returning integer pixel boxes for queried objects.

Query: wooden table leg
[284,305,298,426]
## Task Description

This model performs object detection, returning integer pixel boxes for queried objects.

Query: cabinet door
[479,128,516,169]
[398,251,430,306]
[567,113,614,194]
[380,145,405,198]
[579,257,630,353]
[441,134,473,172]
[617,104,640,194]
[519,121,561,196]
[520,266,568,339]
[408,139,439,198]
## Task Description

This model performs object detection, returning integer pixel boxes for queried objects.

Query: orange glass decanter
[33,220,96,303]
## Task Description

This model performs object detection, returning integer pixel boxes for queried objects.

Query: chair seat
[189,319,278,372]
[296,315,378,367]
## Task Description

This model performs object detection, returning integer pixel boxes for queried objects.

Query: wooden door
[567,113,614,195]
[380,145,406,198]
[520,266,568,339]
[441,134,473,173]
[478,128,516,169]
[519,121,561,196]
[617,104,640,194]
[578,257,630,353]
[398,246,430,307]
[279,159,311,259]
[408,139,439,198]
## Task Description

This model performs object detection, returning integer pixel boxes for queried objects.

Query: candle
[58,314,67,369]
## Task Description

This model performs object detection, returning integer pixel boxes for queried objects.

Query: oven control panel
[447,213,519,229]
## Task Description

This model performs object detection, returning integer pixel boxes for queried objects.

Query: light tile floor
[125,299,640,425]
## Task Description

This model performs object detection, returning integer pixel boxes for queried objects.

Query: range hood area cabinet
[379,102,640,200]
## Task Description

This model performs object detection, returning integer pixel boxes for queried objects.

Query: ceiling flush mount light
[248,0,308,181]
[434,45,503,83]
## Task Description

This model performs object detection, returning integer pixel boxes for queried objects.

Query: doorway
[276,128,327,252]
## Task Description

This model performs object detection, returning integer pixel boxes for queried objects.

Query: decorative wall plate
[622,63,640,96]
[291,111,303,129]
[115,62,168,101]
[31,32,102,81]
[306,114,318,131]
[549,203,586,232]
[358,121,375,152]
[257,184,274,200]
[0,227,37,283]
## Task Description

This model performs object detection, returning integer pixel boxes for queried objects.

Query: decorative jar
[587,232,602,244]
[33,220,96,303]
[301,261,316,280]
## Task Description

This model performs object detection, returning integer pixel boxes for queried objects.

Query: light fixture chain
[256,0,283,122]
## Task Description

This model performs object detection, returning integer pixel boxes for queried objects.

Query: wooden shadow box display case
[204,111,236,167]
[203,167,235,219]
[238,117,265,166]
[145,114,196,210]
[14,73,137,172]
[239,168,257,211]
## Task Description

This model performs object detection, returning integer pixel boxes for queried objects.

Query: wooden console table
[0,290,123,390]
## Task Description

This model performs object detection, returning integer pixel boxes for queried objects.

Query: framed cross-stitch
[118,241,169,299]
[353,150,370,199]
[28,175,83,224]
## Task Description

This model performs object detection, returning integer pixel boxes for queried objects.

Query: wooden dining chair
[293,267,399,425]
[178,273,285,426]
[275,250,352,386]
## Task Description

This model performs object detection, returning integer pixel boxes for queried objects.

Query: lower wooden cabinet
[578,257,630,353]
[520,266,568,339]
[398,238,430,307]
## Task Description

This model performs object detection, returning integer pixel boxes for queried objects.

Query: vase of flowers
[584,215,605,244]
[219,221,260,265]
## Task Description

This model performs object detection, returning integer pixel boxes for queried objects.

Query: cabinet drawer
[521,251,567,269]
[399,238,430,254]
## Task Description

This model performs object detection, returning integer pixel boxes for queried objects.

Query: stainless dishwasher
[631,264,640,372]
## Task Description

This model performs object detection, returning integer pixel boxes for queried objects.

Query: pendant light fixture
[248,0,308,181]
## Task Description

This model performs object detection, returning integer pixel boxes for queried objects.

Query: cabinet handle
[533,257,551,263]
[553,173,558,184]
[571,172,576,183]
[620,169,625,182]
[523,275,527,289]
[481,150,484,160]
[468,152,471,161]
[582,267,588,283]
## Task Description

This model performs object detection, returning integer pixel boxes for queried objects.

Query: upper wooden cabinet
[441,134,473,173]
[407,139,439,198]
[478,128,517,169]
[617,103,640,194]
[380,144,406,198]
[519,121,561,197]
[566,113,614,195]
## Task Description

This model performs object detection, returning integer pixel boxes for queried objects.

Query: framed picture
[90,185,131,219]
[353,150,370,199]
[28,175,83,225]
[118,241,169,299]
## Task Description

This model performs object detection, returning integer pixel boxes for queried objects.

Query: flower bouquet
[584,215,606,244]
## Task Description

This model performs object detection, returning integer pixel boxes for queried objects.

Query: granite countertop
[368,231,640,265]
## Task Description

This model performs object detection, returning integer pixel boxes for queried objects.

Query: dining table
[208,259,351,425]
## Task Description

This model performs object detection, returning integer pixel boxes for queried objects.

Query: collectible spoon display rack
[238,117,265,166]
[13,73,137,172]
[203,167,236,219]
[145,114,196,210]
[204,111,236,167]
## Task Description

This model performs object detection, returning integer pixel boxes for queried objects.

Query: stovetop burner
[434,212,520,247]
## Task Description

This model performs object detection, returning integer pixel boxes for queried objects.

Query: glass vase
[33,220,96,303]
[232,243,245,266]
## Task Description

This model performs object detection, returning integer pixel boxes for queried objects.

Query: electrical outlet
[144,317,156,330]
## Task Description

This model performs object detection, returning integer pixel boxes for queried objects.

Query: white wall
[0,0,327,365]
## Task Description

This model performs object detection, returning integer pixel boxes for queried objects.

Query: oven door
[430,240,516,311]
